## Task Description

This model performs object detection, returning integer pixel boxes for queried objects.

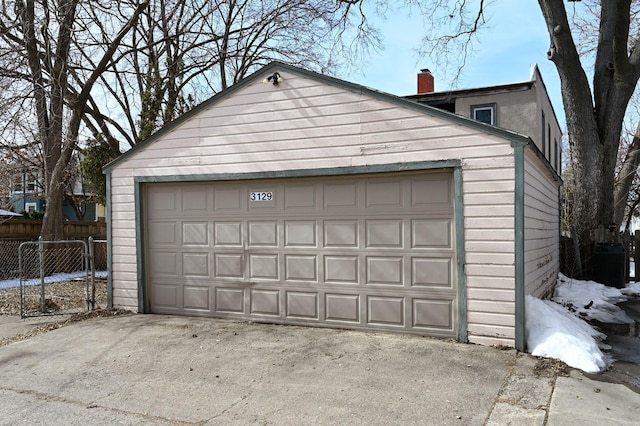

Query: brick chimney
[417,68,434,94]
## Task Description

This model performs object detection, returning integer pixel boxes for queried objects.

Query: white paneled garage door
[145,171,458,337]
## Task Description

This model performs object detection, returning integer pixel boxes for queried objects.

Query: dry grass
[0,279,107,316]
[0,279,131,348]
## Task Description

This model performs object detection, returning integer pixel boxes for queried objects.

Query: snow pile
[621,281,640,297]
[526,295,610,373]
[0,270,107,289]
[526,273,636,373]
[552,274,632,324]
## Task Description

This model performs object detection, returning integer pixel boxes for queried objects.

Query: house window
[471,104,496,125]
[554,138,558,170]
[13,177,23,192]
[25,202,37,212]
[13,173,38,193]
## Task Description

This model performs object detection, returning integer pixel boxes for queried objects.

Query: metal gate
[19,238,91,318]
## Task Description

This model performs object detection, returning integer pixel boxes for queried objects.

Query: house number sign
[250,191,273,201]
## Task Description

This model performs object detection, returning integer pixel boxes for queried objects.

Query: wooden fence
[0,219,106,239]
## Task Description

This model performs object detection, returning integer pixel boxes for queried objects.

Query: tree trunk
[40,185,66,240]
[614,123,640,225]
[38,0,150,239]
[538,0,603,237]
[539,0,640,237]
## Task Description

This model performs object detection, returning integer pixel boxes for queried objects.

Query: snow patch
[525,273,638,373]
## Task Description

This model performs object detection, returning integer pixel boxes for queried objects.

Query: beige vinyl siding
[462,166,515,346]
[109,70,517,345]
[523,148,560,298]
[110,173,138,309]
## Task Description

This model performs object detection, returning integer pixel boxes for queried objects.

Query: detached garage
[104,61,561,350]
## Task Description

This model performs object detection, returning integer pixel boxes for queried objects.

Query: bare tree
[95,0,357,148]
[537,0,640,239]
[337,0,640,240]
[0,0,374,238]
[78,0,369,201]
[0,0,150,239]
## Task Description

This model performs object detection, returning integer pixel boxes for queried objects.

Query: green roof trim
[512,141,526,352]
[131,160,461,184]
[103,61,532,173]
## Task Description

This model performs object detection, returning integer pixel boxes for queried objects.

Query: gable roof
[104,61,532,172]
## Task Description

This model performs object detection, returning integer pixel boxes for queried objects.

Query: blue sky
[343,1,565,127]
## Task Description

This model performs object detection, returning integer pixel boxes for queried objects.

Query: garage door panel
[324,182,359,209]
[250,289,280,315]
[248,221,278,246]
[151,283,179,309]
[325,293,360,322]
[366,220,403,248]
[412,257,453,288]
[286,291,319,319]
[412,299,454,330]
[149,251,178,276]
[367,296,404,326]
[182,252,209,277]
[182,222,208,245]
[146,171,457,338]
[149,189,177,212]
[215,287,245,313]
[214,253,244,278]
[149,221,177,245]
[366,256,403,285]
[182,187,209,212]
[324,255,359,284]
[284,185,317,210]
[411,177,452,208]
[183,285,210,310]
[214,222,243,246]
[412,219,452,248]
[285,255,317,281]
[214,188,243,211]
[324,220,358,247]
[366,181,403,208]
[285,221,317,247]
[249,254,279,280]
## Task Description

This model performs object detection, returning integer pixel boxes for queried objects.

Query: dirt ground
[0,278,112,348]
[0,278,107,316]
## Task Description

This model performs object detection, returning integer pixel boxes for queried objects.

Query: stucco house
[406,65,562,175]
[104,61,561,350]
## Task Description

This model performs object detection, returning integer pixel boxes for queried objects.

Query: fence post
[38,236,45,313]
[88,236,95,310]
[623,230,630,282]
[19,242,23,318]
[636,230,640,282]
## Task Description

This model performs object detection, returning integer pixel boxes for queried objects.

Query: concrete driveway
[1,314,639,425]
[0,314,512,425]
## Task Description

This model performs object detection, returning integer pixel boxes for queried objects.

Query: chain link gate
[18,238,92,318]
